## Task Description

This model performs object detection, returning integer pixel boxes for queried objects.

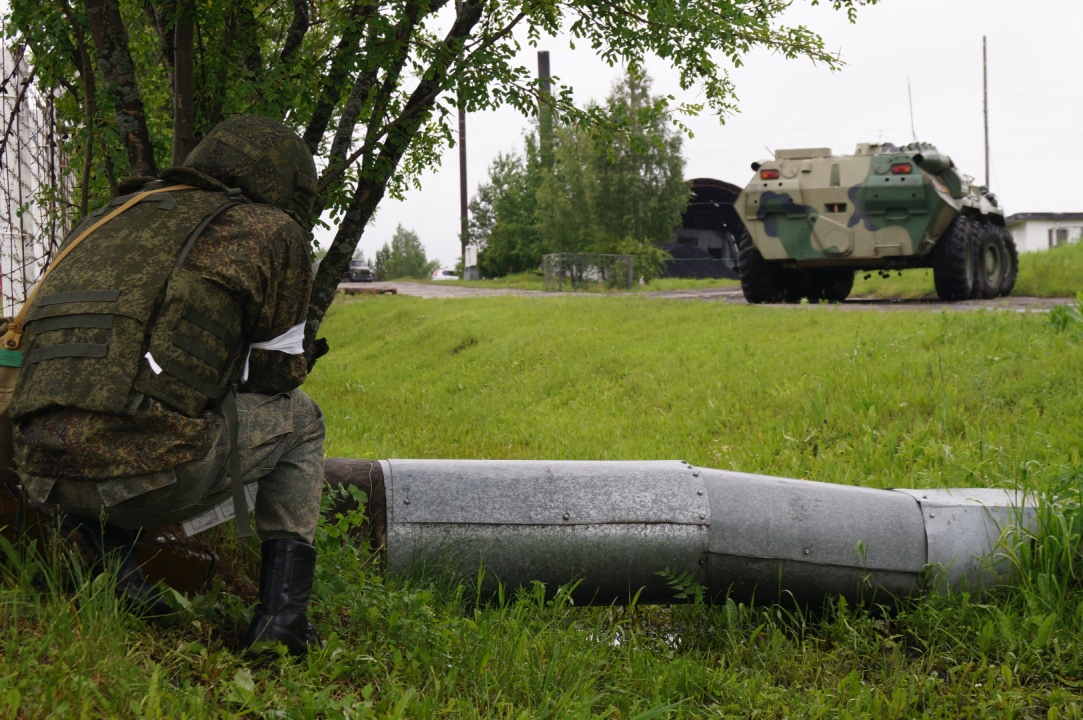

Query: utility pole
[983,35,989,189]
[457,0,468,267]
[538,51,553,169]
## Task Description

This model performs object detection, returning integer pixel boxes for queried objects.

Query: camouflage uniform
[22,390,324,542]
[12,116,324,544]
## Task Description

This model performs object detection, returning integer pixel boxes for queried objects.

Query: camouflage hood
[183,115,317,228]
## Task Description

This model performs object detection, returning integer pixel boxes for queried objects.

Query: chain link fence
[542,253,634,292]
[1,40,72,317]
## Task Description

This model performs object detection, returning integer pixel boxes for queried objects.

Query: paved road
[341,281,1070,312]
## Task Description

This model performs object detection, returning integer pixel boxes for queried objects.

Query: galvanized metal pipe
[380,460,1035,606]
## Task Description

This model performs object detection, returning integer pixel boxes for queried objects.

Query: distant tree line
[469,72,690,283]
[319,225,437,281]
[374,225,439,281]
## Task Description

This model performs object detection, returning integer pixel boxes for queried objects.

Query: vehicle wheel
[997,227,1019,296]
[973,222,1007,299]
[805,269,854,303]
[736,228,785,303]
[967,226,983,300]
[932,215,975,301]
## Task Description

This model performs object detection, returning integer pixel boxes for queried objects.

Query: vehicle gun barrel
[913,150,954,174]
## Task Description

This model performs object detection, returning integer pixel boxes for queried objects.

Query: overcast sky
[319,0,1083,268]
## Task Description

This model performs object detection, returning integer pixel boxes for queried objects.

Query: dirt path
[342,281,1070,312]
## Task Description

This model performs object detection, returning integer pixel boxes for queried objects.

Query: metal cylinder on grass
[377,459,1035,606]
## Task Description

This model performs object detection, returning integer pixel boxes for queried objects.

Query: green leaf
[1035,614,1056,648]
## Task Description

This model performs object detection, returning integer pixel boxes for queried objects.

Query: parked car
[432,268,459,281]
[344,260,375,282]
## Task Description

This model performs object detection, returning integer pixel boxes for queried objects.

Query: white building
[0,42,71,316]
[1005,213,1083,254]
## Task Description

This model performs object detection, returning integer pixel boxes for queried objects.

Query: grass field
[4,295,1083,718]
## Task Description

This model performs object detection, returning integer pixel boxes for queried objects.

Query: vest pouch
[135,267,244,417]
[13,309,148,417]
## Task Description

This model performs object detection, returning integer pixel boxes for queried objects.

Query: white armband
[242,321,306,382]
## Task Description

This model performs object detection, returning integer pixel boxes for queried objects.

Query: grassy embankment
[4,295,1083,717]
[409,241,1083,299]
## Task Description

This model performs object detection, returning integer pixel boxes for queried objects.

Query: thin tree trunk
[301,2,373,153]
[304,68,377,229]
[306,1,484,364]
[84,0,160,178]
[206,8,239,127]
[103,150,118,198]
[59,0,97,215]
[80,132,94,218]
[328,70,377,162]
[278,0,309,65]
[143,0,175,92]
[171,0,195,166]
[236,1,263,76]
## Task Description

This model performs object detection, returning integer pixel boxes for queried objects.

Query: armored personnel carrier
[733,142,1016,303]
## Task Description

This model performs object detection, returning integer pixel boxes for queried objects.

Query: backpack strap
[221,388,252,538]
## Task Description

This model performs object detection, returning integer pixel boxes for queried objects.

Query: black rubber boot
[69,518,174,617]
[244,539,322,658]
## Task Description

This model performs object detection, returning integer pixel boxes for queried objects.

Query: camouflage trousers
[27,390,325,544]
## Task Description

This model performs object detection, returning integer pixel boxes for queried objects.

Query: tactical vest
[10,187,245,421]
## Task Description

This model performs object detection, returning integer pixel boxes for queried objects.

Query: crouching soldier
[7,115,326,657]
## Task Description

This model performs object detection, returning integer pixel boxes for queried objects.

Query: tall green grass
[1015,241,1083,297]
[3,296,1083,718]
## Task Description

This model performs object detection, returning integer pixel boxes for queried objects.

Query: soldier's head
[183,115,318,228]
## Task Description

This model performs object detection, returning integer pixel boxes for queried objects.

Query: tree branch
[278,0,310,65]
[0,68,36,175]
[206,7,240,127]
[316,84,441,194]
[237,1,263,76]
[60,0,98,215]
[306,0,486,361]
[301,2,375,153]
[84,0,159,177]
[316,5,523,193]
[305,66,378,226]
[0,42,28,94]
[463,10,525,56]
[143,0,176,92]
[328,68,377,163]
[315,0,432,193]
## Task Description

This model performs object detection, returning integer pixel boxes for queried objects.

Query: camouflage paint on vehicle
[734,143,1003,264]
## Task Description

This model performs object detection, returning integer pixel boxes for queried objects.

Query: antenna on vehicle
[908,76,917,142]
[764,146,773,156]
[983,36,990,188]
